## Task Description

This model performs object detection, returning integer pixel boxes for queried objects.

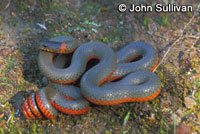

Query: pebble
[176,109,186,119]
[176,124,191,134]
[0,113,4,118]
[0,48,10,56]
[184,96,197,109]
[146,113,155,121]
[8,40,15,46]
[0,64,6,71]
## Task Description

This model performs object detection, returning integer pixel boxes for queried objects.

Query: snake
[22,36,161,119]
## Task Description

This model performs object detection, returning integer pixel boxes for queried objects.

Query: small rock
[184,96,197,109]
[192,132,197,134]
[146,113,155,121]
[176,109,186,119]
[0,48,10,56]
[0,64,6,71]
[176,124,191,134]
[8,70,16,80]
[87,34,94,41]
[9,70,16,76]
[8,40,15,46]
[0,113,4,118]
[11,12,16,17]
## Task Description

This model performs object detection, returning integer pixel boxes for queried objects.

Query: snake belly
[22,36,161,119]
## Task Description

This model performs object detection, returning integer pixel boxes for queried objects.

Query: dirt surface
[0,0,200,133]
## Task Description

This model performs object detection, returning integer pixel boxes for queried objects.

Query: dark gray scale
[81,70,161,103]
[37,36,161,108]
[38,36,79,82]
[37,47,90,114]
[80,42,161,104]
[53,54,68,68]
[51,92,89,111]
[49,82,82,99]
[110,41,158,79]
[38,41,116,83]
[42,86,89,111]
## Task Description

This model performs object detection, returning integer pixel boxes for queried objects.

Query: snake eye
[42,44,48,48]
[40,42,49,49]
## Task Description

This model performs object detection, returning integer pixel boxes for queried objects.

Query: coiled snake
[22,36,161,119]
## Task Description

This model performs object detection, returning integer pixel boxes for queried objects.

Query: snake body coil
[22,36,161,119]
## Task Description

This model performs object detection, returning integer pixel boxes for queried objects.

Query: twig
[183,15,195,31]
[6,115,12,124]
[0,104,6,107]
[4,0,11,10]
[153,36,184,72]
[153,32,200,41]
[191,88,196,98]
[163,120,173,133]
[152,14,197,72]
[173,112,176,134]
[0,101,9,108]
[152,33,172,40]
[173,34,200,39]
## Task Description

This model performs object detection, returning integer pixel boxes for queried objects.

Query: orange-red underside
[49,100,88,115]
[28,94,43,119]
[83,87,161,105]
[35,92,56,119]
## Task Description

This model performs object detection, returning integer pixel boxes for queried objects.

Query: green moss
[80,2,100,15]
[4,58,16,72]
[143,16,151,27]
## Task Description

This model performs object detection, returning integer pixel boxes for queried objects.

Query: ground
[0,0,200,134]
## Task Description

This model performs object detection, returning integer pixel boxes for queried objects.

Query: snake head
[40,36,78,54]
[40,41,67,53]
